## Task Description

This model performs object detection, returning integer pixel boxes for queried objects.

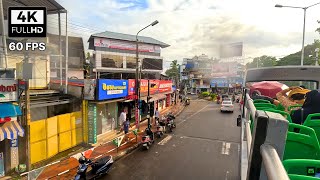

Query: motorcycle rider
[145,124,154,141]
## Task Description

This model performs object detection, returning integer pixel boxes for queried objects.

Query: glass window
[126,56,137,69]
[101,54,123,68]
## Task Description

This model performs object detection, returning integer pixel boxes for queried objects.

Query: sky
[52,0,320,67]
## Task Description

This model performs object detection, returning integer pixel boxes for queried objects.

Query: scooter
[155,118,165,138]
[166,118,174,133]
[141,127,154,150]
[74,154,114,180]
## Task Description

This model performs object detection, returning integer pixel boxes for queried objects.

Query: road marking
[221,142,231,155]
[177,104,210,125]
[179,135,240,145]
[158,135,172,145]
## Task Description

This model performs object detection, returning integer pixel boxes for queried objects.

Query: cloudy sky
[53,0,320,66]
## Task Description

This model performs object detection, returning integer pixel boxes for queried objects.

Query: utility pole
[147,79,151,127]
[315,48,319,66]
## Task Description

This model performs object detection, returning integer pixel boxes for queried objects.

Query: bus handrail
[260,144,290,180]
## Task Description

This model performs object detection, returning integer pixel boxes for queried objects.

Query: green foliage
[246,55,277,69]
[165,60,180,85]
[246,40,320,69]
[201,92,210,97]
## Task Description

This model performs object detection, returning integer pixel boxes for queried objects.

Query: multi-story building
[87,31,169,79]
[181,54,245,94]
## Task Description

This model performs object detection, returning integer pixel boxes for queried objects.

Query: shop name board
[97,79,128,100]
[94,38,161,53]
[0,80,18,102]
[159,80,172,93]
[128,79,170,96]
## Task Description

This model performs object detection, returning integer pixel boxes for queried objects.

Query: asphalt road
[105,99,241,180]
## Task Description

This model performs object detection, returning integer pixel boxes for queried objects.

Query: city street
[106,98,241,180]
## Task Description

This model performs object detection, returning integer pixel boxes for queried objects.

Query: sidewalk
[20,102,185,180]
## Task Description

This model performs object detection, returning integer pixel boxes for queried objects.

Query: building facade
[88,31,169,79]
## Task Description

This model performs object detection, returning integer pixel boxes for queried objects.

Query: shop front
[0,79,24,176]
[85,79,128,144]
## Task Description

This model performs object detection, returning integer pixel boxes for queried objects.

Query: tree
[246,55,277,69]
[316,20,320,34]
[165,60,180,86]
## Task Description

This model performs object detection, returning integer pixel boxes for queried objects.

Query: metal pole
[315,48,319,66]
[135,36,140,130]
[65,11,68,94]
[301,8,306,66]
[58,12,63,91]
[23,55,31,171]
[0,0,7,68]
[147,79,150,126]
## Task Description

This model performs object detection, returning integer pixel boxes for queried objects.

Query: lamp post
[275,2,320,66]
[135,20,159,130]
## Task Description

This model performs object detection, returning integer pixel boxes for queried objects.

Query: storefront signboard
[0,79,18,102]
[128,79,160,96]
[159,80,172,93]
[166,94,170,107]
[97,79,128,100]
[0,152,4,177]
[94,38,161,53]
[10,139,19,168]
[88,103,97,144]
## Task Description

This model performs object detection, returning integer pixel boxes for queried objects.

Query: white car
[221,101,234,113]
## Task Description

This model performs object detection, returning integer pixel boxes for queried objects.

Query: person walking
[119,109,126,132]
[123,118,130,141]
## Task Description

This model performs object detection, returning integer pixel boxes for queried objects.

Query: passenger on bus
[276,86,310,113]
[251,90,280,105]
[291,90,320,124]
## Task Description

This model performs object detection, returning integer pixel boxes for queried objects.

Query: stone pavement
[19,102,185,180]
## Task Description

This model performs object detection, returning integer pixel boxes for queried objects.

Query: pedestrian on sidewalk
[155,108,160,123]
[119,109,127,132]
[123,118,130,141]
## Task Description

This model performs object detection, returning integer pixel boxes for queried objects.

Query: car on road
[220,100,234,113]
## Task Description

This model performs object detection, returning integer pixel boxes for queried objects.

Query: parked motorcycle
[141,127,154,150]
[74,154,114,180]
[155,118,165,138]
[166,113,176,128]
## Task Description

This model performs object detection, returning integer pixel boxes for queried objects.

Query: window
[126,56,136,69]
[142,58,162,70]
[101,54,123,68]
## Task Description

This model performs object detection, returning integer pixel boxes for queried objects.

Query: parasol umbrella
[250,81,288,98]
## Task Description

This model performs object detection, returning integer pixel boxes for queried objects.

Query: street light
[135,20,159,130]
[275,2,320,66]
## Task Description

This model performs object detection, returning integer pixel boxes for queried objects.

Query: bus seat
[303,113,320,143]
[283,159,320,178]
[288,174,320,180]
[264,109,292,123]
[253,99,271,104]
[284,123,320,160]
[254,103,276,109]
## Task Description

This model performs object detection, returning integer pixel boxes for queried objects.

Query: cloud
[54,0,320,67]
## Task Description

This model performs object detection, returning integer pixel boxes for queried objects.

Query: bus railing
[240,89,289,180]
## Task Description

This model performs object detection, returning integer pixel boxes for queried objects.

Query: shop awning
[0,121,24,141]
[0,103,22,118]
[141,94,167,102]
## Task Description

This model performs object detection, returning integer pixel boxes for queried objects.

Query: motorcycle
[141,127,154,150]
[166,113,176,128]
[155,118,165,138]
[74,154,114,180]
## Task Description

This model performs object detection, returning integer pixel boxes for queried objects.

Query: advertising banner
[210,78,228,87]
[211,62,237,77]
[128,79,161,96]
[94,38,161,53]
[88,103,97,144]
[0,79,18,102]
[159,80,172,93]
[128,79,136,95]
[97,79,128,100]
